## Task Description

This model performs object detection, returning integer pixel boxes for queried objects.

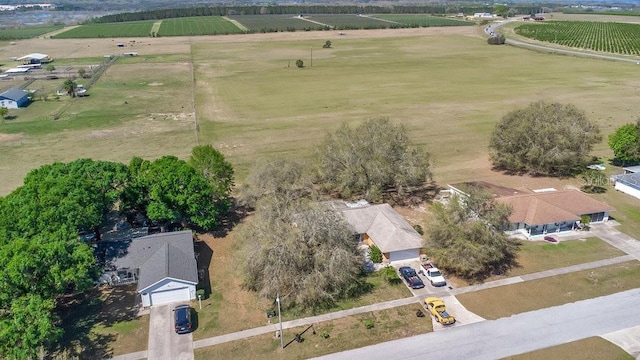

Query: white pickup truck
[424,267,447,287]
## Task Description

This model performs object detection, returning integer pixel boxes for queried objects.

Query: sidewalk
[193,253,634,349]
[113,225,640,358]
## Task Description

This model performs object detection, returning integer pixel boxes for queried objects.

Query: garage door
[150,287,190,306]
[390,249,419,264]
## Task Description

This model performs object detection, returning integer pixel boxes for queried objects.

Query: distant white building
[474,12,495,18]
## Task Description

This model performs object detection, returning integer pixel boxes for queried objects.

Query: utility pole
[310,47,313,67]
[277,293,284,349]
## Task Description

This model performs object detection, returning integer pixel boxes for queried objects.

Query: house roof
[0,88,28,101]
[623,166,640,174]
[17,53,49,60]
[101,230,198,292]
[339,203,423,253]
[497,190,614,226]
[615,172,640,191]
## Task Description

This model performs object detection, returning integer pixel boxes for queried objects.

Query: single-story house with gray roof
[0,88,29,109]
[336,201,424,264]
[98,230,198,307]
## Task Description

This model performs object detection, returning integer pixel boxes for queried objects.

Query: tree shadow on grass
[54,285,141,358]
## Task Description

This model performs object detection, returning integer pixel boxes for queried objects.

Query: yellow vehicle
[424,297,456,325]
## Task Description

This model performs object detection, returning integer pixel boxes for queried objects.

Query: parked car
[425,267,447,287]
[424,297,455,325]
[173,304,193,334]
[398,266,425,289]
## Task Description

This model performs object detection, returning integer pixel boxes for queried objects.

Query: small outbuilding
[0,88,29,109]
[16,53,53,64]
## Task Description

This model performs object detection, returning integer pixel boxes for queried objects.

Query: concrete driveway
[147,304,194,360]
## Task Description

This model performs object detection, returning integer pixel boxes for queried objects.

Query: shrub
[363,319,375,329]
[369,244,383,263]
[413,224,424,235]
[487,34,506,45]
[296,59,304,68]
[380,265,402,285]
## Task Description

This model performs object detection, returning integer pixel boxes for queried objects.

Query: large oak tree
[313,117,431,201]
[489,101,602,176]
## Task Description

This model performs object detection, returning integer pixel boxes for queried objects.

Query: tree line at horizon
[88,4,543,24]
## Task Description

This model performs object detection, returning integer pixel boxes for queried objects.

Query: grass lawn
[194,304,432,360]
[193,231,412,340]
[509,237,626,276]
[503,336,634,360]
[457,261,640,320]
[56,285,149,358]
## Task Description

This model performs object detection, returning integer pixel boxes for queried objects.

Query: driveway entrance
[147,304,194,360]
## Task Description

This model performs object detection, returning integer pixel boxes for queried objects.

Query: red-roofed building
[448,182,613,238]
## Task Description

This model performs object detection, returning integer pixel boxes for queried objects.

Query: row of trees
[237,118,433,309]
[0,145,233,358]
[90,4,545,24]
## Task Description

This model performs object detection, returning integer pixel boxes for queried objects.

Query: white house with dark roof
[99,230,198,307]
[0,88,29,109]
[337,201,423,264]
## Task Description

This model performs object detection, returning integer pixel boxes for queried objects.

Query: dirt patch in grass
[0,133,24,143]
[503,336,634,360]
[56,285,149,357]
[194,304,432,360]
[457,261,640,320]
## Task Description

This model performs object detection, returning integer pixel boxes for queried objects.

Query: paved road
[313,288,640,360]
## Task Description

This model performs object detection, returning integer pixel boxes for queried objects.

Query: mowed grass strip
[457,261,640,320]
[52,21,155,38]
[502,336,634,360]
[509,237,626,277]
[373,14,475,27]
[194,304,432,360]
[0,25,63,39]
[157,16,244,36]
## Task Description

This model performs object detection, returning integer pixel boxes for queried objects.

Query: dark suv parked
[173,305,193,334]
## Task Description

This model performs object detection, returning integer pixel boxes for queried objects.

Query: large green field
[3,27,640,199]
[0,25,63,40]
[157,16,244,36]
[515,21,640,55]
[373,14,475,27]
[52,21,156,38]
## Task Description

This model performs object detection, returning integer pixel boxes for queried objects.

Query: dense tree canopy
[121,155,228,230]
[489,101,602,176]
[314,117,431,201]
[189,145,235,205]
[608,120,640,165]
[0,150,234,357]
[239,197,363,310]
[426,188,519,281]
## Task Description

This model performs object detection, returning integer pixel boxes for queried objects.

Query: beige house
[336,201,424,264]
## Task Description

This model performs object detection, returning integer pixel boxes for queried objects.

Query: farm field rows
[228,14,325,32]
[52,21,156,38]
[302,14,391,29]
[157,16,244,36]
[0,25,63,40]
[515,21,640,55]
[373,14,474,27]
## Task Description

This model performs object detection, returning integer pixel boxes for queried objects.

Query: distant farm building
[0,88,29,109]
[532,16,545,21]
[16,53,53,64]
[4,67,31,74]
[474,13,495,18]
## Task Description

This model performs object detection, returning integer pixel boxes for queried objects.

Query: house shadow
[194,240,213,298]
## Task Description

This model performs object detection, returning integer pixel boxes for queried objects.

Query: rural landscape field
[2,9,640,359]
